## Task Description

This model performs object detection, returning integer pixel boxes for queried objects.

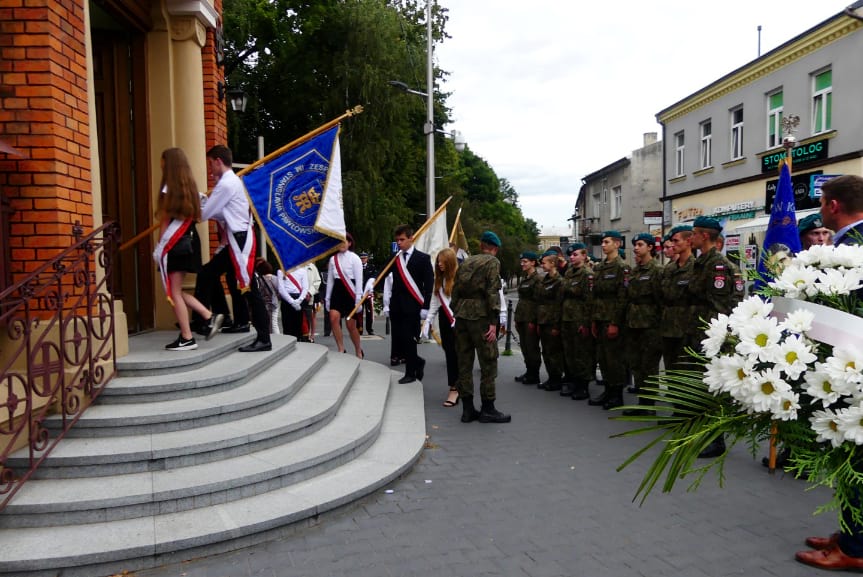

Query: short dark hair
[822,175,863,214]
[206,145,233,167]
[393,224,414,238]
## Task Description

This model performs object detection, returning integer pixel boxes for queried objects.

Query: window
[812,69,832,134]
[592,190,601,220]
[730,107,744,160]
[611,185,622,219]
[700,120,712,168]
[767,90,783,148]
[674,131,685,176]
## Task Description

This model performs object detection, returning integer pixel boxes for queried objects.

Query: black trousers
[391,310,421,375]
[438,318,458,388]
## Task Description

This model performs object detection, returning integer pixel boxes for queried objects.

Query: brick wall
[0,0,91,279]
[203,0,228,250]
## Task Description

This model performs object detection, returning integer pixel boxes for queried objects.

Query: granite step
[115,332,258,376]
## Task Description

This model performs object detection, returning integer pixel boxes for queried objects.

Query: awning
[733,208,821,235]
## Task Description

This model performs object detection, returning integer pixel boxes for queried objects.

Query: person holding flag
[390,224,434,384]
[199,145,271,353]
[325,233,364,358]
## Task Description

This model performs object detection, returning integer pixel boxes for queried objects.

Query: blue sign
[810,174,841,199]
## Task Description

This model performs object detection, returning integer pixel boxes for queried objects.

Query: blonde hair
[434,248,458,296]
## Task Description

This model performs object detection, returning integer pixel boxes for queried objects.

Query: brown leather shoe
[796,545,863,571]
[805,533,840,550]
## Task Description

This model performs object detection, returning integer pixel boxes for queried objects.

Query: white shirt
[277,268,309,308]
[325,250,364,304]
[201,169,250,234]
[305,263,322,297]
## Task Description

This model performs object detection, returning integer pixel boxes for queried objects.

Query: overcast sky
[435,0,852,232]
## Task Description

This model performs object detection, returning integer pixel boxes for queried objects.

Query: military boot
[478,399,511,423]
[460,395,480,423]
[559,376,575,397]
[698,435,726,459]
[521,370,541,386]
[602,387,624,410]
[571,380,590,401]
[541,377,562,391]
[514,373,526,383]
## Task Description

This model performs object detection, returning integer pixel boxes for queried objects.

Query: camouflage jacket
[561,265,592,325]
[534,271,563,326]
[514,270,543,323]
[688,248,743,334]
[626,258,662,329]
[591,256,629,325]
[451,253,501,323]
[660,255,694,338]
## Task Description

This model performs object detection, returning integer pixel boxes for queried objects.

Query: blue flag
[241,125,346,272]
[756,159,802,287]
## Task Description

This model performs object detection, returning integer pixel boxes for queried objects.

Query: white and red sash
[283,272,302,296]
[227,218,256,292]
[333,253,356,300]
[395,251,424,306]
[154,218,194,304]
[438,288,455,327]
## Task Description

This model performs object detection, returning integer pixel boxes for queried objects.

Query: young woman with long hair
[422,248,460,406]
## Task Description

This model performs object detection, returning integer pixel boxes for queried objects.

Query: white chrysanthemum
[769,265,821,299]
[796,244,832,268]
[712,354,755,397]
[810,409,846,448]
[746,368,792,413]
[804,367,848,407]
[769,334,817,380]
[824,346,863,388]
[772,391,801,421]
[815,268,863,296]
[729,296,773,333]
[735,316,782,362]
[704,358,725,394]
[778,308,815,334]
[837,405,863,445]
[701,313,731,357]
[829,243,863,269]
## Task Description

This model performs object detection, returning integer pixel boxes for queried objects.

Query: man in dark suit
[797,174,863,572]
[390,224,434,384]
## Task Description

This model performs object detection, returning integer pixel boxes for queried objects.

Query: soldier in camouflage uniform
[687,216,745,458]
[622,233,663,416]
[561,243,593,400]
[588,230,630,409]
[660,224,694,374]
[535,251,564,391]
[452,231,511,424]
[514,252,543,386]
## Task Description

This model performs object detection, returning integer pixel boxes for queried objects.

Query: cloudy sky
[435,0,851,231]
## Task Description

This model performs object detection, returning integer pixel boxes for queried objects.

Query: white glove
[420,309,429,321]
[383,307,389,318]
[420,321,430,340]
[291,301,302,311]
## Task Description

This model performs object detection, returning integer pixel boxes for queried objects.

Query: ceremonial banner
[241,125,346,271]
[413,207,448,264]
[755,158,801,290]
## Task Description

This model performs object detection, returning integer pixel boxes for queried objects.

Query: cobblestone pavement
[136,314,835,577]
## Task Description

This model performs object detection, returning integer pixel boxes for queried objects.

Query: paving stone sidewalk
[136,316,834,577]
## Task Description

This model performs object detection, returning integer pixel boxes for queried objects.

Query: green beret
[693,216,722,231]
[662,232,672,243]
[566,242,587,254]
[669,224,693,237]
[480,230,501,247]
[541,250,558,259]
[602,230,622,240]
[520,251,538,261]
[632,232,655,246]
[798,213,825,234]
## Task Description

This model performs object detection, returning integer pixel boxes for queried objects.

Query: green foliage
[221,0,537,268]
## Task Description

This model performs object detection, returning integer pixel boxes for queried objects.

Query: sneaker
[166,335,198,351]
[205,314,225,341]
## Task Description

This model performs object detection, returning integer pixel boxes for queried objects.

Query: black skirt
[330,279,357,316]
[166,226,202,274]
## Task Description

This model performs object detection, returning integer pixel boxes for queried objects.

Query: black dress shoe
[602,397,623,410]
[223,323,250,334]
[521,375,540,385]
[415,357,426,381]
[542,380,562,391]
[238,340,272,352]
[398,374,417,384]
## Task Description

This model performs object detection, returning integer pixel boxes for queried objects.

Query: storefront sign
[766,170,823,212]
[712,201,755,215]
[643,210,663,225]
[761,139,829,173]
[810,174,841,199]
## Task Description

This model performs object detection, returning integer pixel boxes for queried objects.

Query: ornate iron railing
[0,221,119,511]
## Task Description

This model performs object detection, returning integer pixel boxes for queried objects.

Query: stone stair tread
[102,338,295,397]
[117,332,257,373]
[44,345,329,428]
[6,348,360,469]
[0,379,425,572]
[7,363,388,513]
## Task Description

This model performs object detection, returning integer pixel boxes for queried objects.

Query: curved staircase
[0,333,426,577]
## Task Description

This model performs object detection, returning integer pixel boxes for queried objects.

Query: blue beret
[520,251,538,261]
[542,250,558,259]
[669,224,693,237]
[602,230,623,240]
[693,216,722,231]
[480,230,501,247]
[632,232,655,246]
[798,214,825,234]
[566,242,587,254]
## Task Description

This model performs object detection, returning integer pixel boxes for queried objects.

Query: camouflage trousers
[455,318,499,401]
[561,321,595,383]
[537,324,563,380]
[594,321,626,391]
[515,320,542,375]
[627,327,662,397]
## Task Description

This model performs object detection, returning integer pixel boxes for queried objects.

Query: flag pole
[449,206,462,245]
[237,105,363,177]
[346,195,452,320]
[119,222,160,252]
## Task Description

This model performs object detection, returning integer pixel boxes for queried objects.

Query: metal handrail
[0,221,119,511]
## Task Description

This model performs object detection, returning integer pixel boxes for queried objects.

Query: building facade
[657,3,863,268]
[575,133,663,259]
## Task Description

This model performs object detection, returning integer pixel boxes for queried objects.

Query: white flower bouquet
[617,244,863,527]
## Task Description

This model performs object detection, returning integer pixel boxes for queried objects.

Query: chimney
[643,132,658,146]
